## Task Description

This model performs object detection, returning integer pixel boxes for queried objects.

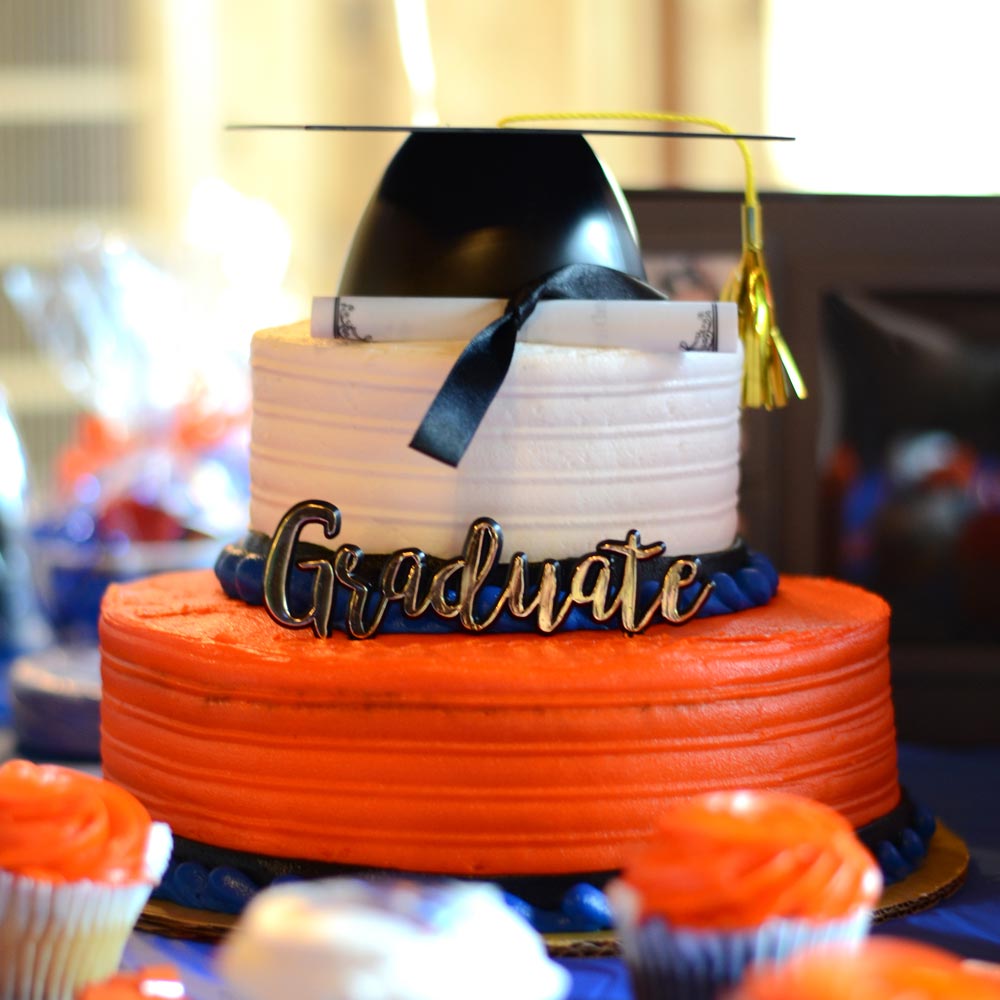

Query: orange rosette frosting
[76,966,185,1000]
[728,939,1000,1000]
[0,760,155,885]
[619,790,882,930]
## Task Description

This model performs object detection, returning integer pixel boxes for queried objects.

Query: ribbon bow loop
[409,263,665,467]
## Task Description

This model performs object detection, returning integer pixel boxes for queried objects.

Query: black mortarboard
[229,122,790,299]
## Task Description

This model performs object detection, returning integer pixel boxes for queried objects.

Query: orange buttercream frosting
[0,760,154,884]
[728,939,1000,999]
[619,790,882,929]
[99,570,899,877]
[76,966,185,1000]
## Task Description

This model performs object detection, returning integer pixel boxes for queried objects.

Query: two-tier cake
[98,129,911,927]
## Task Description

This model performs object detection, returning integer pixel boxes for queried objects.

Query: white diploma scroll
[311,296,737,354]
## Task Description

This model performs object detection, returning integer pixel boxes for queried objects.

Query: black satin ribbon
[409,262,667,467]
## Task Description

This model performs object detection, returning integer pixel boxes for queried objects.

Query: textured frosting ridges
[99,571,899,877]
[249,322,742,559]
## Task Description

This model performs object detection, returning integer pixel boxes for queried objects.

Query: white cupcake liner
[610,882,872,1000]
[0,822,172,1000]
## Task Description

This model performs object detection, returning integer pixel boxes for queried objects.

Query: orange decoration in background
[731,938,1000,1000]
[77,966,185,1000]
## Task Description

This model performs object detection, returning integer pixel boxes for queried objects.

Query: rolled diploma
[311,296,737,353]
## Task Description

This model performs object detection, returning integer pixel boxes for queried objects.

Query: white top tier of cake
[249,304,742,560]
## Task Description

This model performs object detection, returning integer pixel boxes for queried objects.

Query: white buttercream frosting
[216,879,570,1000]
[249,310,742,559]
[143,821,174,883]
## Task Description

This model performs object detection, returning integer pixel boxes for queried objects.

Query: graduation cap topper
[231,112,806,465]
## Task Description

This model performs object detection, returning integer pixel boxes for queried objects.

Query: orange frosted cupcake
[726,938,1000,999]
[0,760,173,1000]
[77,966,185,1000]
[608,790,882,1000]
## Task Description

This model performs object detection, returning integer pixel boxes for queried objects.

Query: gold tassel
[498,111,807,409]
[723,202,807,408]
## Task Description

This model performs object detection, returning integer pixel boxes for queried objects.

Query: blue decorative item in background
[8,645,101,759]
[0,390,51,724]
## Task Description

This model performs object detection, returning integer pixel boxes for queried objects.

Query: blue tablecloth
[867,743,1000,964]
[116,742,1000,998]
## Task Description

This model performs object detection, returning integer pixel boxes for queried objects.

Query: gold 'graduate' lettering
[262,500,715,640]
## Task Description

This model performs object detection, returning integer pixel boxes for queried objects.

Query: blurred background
[0,0,998,749]
[2,0,998,493]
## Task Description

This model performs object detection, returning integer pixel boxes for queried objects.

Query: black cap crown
[338,131,646,297]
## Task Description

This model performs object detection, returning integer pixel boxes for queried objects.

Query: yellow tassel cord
[498,111,807,409]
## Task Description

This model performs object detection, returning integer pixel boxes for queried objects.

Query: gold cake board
[136,823,969,958]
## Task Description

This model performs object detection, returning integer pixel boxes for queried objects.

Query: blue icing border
[214,538,779,635]
[152,803,935,932]
[877,804,937,884]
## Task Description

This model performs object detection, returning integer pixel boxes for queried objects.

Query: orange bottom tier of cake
[99,570,899,876]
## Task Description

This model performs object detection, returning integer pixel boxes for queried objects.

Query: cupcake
[76,966,185,1000]
[608,790,882,1000]
[726,937,1000,999]
[216,877,570,1000]
[0,759,173,1000]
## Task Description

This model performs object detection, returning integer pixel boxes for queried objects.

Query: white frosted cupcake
[0,760,172,1000]
[608,790,883,1000]
[216,878,570,1000]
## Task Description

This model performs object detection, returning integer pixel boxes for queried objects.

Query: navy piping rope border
[214,531,779,635]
